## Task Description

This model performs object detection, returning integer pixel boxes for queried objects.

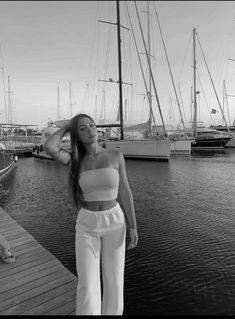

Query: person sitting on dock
[44,113,138,316]
[0,234,15,264]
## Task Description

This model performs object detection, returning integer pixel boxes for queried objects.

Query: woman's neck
[85,142,103,158]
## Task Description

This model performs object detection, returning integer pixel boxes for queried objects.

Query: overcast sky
[0,1,235,129]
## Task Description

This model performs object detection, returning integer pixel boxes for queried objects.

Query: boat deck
[32,150,54,160]
[0,207,77,315]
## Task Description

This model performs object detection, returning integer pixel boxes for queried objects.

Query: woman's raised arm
[44,123,71,165]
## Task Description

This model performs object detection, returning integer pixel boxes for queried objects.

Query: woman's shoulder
[100,148,123,170]
[104,148,123,160]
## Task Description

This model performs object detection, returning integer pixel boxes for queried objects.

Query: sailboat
[32,85,71,159]
[149,1,191,155]
[0,141,16,179]
[210,124,235,148]
[210,80,235,147]
[99,1,172,161]
[0,74,16,178]
[177,27,231,150]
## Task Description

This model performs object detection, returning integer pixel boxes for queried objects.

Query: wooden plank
[1,282,76,315]
[0,268,71,303]
[0,207,77,315]
[0,259,61,286]
[3,232,33,244]
[0,252,53,278]
[8,235,36,248]
[12,242,42,256]
[46,300,76,315]
[0,212,13,221]
[11,239,41,252]
[0,274,76,312]
[3,229,32,239]
[0,248,50,275]
[21,289,76,315]
[0,219,16,226]
[0,228,26,238]
[0,223,20,232]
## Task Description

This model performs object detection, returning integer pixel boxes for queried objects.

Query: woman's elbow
[43,142,50,153]
[44,141,55,155]
[119,189,133,201]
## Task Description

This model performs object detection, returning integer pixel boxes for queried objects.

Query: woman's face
[77,116,98,144]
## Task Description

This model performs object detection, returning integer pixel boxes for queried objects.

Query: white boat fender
[14,154,18,162]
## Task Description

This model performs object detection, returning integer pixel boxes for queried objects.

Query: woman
[44,113,138,315]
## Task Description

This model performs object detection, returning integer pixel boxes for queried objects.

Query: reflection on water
[191,148,230,157]
[2,149,235,315]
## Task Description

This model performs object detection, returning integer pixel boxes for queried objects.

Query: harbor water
[1,149,235,315]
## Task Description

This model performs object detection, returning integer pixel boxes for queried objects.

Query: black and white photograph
[0,0,235,316]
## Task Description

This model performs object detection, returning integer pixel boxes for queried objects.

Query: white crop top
[79,167,119,201]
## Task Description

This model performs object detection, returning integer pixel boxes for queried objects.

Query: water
[1,149,235,315]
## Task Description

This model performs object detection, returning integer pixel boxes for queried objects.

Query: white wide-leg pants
[75,202,126,315]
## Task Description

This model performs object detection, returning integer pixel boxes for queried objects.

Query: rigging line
[125,1,157,129]
[0,46,8,124]
[123,2,133,123]
[123,2,133,84]
[177,84,187,127]
[97,4,111,118]
[121,3,133,95]
[84,2,99,111]
[169,92,176,124]
[152,0,186,131]
[224,81,231,126]
[92,1,101,112]
[107,84,119,117]
[103,0,112,80]
[225,58,235,90]
[99,88,105,121]
[134,1,166,133]
[195,30,230,132]
[196,68,214,125]
[178,31,193,80]
[149,2,158,124]
[100,0,113,120]
[1,67,8,124]
[226,19,235,88]
[87,1,99,85]
[97,81,102,123]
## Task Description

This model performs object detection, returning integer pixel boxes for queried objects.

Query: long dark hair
[68,113,96,208]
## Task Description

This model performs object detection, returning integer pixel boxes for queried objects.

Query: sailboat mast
[192,27,197,136]
[116,0,124,140]
[69,81,72,118]
[147,1,152,134]
[7,76,13,125]
[7,75,13,149]
[57,86,60,121]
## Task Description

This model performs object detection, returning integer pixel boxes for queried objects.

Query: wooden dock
[0,207,77,315]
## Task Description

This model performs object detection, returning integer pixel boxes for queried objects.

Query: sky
[0,1,235,130]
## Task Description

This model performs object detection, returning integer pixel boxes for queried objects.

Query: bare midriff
[82,199,117,211]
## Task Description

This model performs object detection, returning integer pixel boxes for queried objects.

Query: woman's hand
[127,227,138,250]
[64,120,71,133]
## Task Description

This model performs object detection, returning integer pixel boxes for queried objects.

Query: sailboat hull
[0,151,15,179]
[191,137,231,149]
[226,135,235,147]
[170,140,192,155]
[105,139,172,161]
[210,126,235,148]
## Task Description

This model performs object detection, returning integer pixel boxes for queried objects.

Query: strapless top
[79,167,119,201]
